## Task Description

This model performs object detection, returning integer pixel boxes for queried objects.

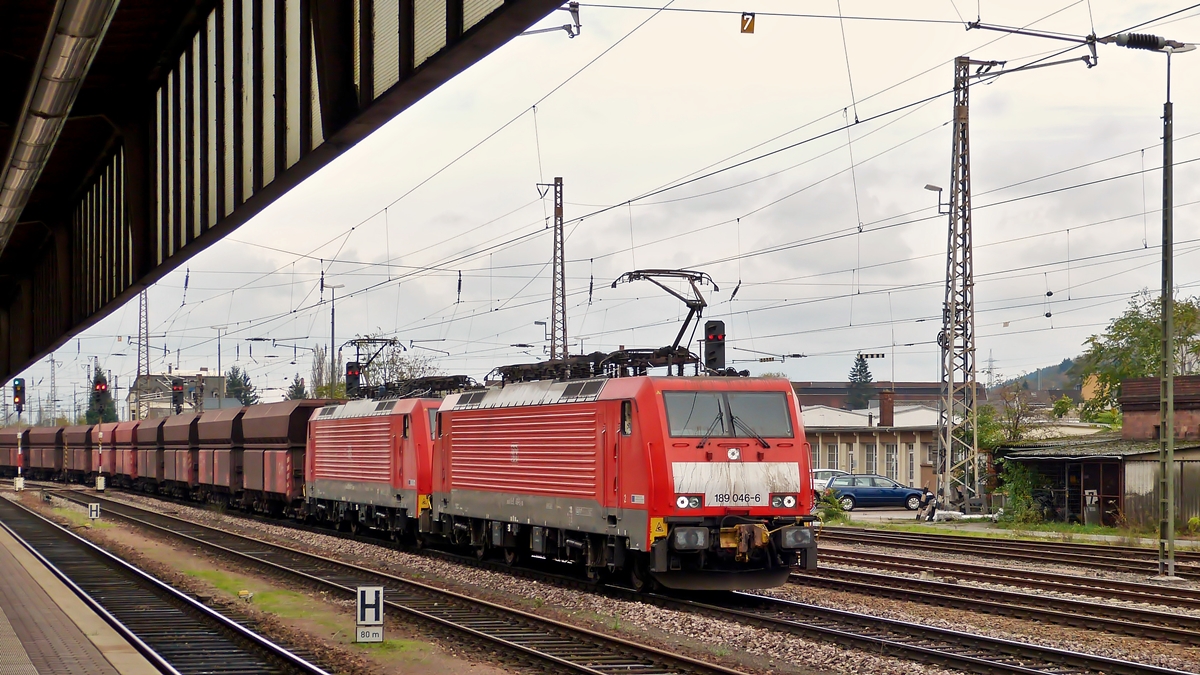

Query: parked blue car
[825,474,924,511]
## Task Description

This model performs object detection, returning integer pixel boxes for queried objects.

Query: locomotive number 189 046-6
[708,492,765,505]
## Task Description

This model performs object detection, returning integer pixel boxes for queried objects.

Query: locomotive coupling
[719,523,770,562]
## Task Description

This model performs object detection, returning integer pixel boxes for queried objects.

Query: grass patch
[184,570,327,621]
[53,507,112,529]
[187,569,245,596]
[354,639,424,654]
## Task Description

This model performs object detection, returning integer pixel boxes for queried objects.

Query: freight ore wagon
[241,400,328,514]
[429,376,818,591]
[198,407,246,504]
[136,418,167,491]
[112,421,140,488]
[305,397,440,537]
[93,423,118,480]
[27,427,63,480]
[0,427,29,477]
[162,413,200,498]
[63,425,94,483]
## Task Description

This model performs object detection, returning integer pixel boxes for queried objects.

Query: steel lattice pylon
[939,57,986,511]
[136,290,149,420]
[550,177,568,360]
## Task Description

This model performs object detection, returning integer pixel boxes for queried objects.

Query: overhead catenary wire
[42,3,1200,390]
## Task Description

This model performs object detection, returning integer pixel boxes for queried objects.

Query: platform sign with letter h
[88,503,100,520]
[356,586,383,643]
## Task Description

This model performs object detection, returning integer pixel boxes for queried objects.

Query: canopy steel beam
[0,0,563,382]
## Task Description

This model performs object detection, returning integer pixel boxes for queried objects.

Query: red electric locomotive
[428,375,817,591]
[304,397,440,536]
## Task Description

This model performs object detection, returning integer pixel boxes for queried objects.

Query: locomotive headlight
[771,495,783,508]
[688,496,702,509]
[780,526,813,549]
[676,495,690,509]
[727,447,741,461]
[783,495,797,508]
[672,526,710,550]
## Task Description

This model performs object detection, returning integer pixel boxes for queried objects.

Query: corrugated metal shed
[1125,460,1200,527]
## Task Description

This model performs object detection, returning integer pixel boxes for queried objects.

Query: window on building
[865,444,877,474]
[846,443,856,473]
[826,444,838,470]
[925,443,937,464]
[908,453,915,482]
[885,444,898,480]
[811,444,819,468]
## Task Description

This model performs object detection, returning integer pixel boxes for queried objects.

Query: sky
[13,0,1200,418]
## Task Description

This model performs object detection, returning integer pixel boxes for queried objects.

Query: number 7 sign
[741,12,755,33]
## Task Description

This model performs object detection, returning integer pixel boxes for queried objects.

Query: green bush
[815,489,847,523]
[1188,516,1200,536]
[997,460,1047,524]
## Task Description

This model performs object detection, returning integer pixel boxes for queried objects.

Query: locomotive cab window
[726,392,793,438]
[621,401,633,436]
[663,391,793,438]
[663,392,726,437]
[429,409,438,439]
[402,415,410,439]
[436,412,444,437]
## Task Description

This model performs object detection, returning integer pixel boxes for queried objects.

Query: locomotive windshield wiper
[696,411,724,448]
[731,415,770,449]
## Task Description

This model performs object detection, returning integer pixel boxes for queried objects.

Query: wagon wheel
[474,545,487,561]
[349,520,362,536]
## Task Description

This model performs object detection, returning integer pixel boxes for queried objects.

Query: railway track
[821,527,1200,578]
[821,548,1200,609]
[791,564,1200,641]
[49,490,750,675]
[654,591,1192,675]
[0,497,331,675]
[56,489,1194,675]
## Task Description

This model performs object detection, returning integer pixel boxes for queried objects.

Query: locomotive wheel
[630,558,656,593]
[503,548,520,566]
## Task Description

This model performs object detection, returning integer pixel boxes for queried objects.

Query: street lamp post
[1106,31,1195,579]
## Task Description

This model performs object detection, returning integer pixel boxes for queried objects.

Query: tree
[285,374,307,400]
[846,355,874,410]
[1072,290,1200,410]
[1052,395,1073,419]
[86,368,117,424]
[996,385,1037,443]
[225,366,260,406]
[310,344,341,399]
[367,343,440,384]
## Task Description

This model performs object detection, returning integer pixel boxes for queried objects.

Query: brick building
[1118,376,1200,441]
[803,390,939,490]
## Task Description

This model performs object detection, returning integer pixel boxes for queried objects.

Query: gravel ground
[98,491,974,675]
[763,582,1200,672]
